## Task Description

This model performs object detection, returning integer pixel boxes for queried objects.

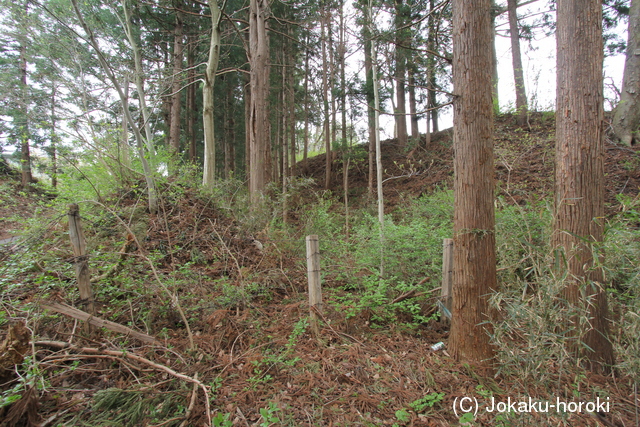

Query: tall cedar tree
[248,0,271,200]
[449,0,497,367]
[554,0,614,373]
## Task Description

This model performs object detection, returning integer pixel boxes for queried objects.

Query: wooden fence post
[68,204,96,321]
[441,238,453,320]
[306,235,322,335]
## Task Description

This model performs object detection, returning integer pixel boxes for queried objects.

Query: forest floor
[0,113,639,426]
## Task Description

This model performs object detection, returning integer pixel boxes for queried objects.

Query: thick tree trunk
[507,0,528,125]
[169,9,184,163]
[450,0,497,368]
[202,0,223,187]
[555,0,614,373]
[612,0,640,146]
[248,0,271,199]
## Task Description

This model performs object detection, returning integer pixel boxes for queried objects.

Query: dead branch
[34,340,212,426]
[41,302,157,344]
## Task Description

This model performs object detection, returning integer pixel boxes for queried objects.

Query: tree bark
[322,10,332,189]
[370,4,384,252]
[450,0,497,368]
[186,35,197,162]
[612,0,640,146]
[248,0,271,200]
[202,0,224,187]
[303,40,310,162]
[18,19,33,190]
[50,85,59,188]
[507,0,528,125]
[491,0,500,114]
[123,0,155,156]
[555,0,614,373]
[427,0,439,133]
[224,77,236,178]
[244,72,251,180]
[288,34,296,177]
[394,0,408,147]
[363,3,375,195]
[408,61,419,142]
[340,0,348,198]
[169,8,184,163]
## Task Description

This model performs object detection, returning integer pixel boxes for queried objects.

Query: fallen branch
[34,340,212,426]
[41,302,157,344]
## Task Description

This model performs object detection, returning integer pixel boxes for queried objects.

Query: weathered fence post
[68,204,96,322]
[306,235,322,335]
[441,238,453,320]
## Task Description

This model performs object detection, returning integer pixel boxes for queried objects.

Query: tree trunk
[169,9,184,164]
[363,3,375,196]
[120,77,131,172]
[280,53,287,182]
[427,0,439,133]
[248,0,271,200]
[491,0,499,114]
[303,40,310,162]
[123,0,155,156]
[187,35,197,162]
[507,0,528,125]
[329,15,337,154]
[162,44,172,149]
[322,10,332,190]
[370,7,384,247]
[224,77,236,178]
[408,62,419,142]
[202,0,223,187]
[555,0,614,373]
[394,0,408,147]
[340,0,348,199]
[612,0,640,146]
[50,85,58,188]
[244,73,251,180]
[288,31,296,176]
[450,0,497,368]
[19,27,33,190]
